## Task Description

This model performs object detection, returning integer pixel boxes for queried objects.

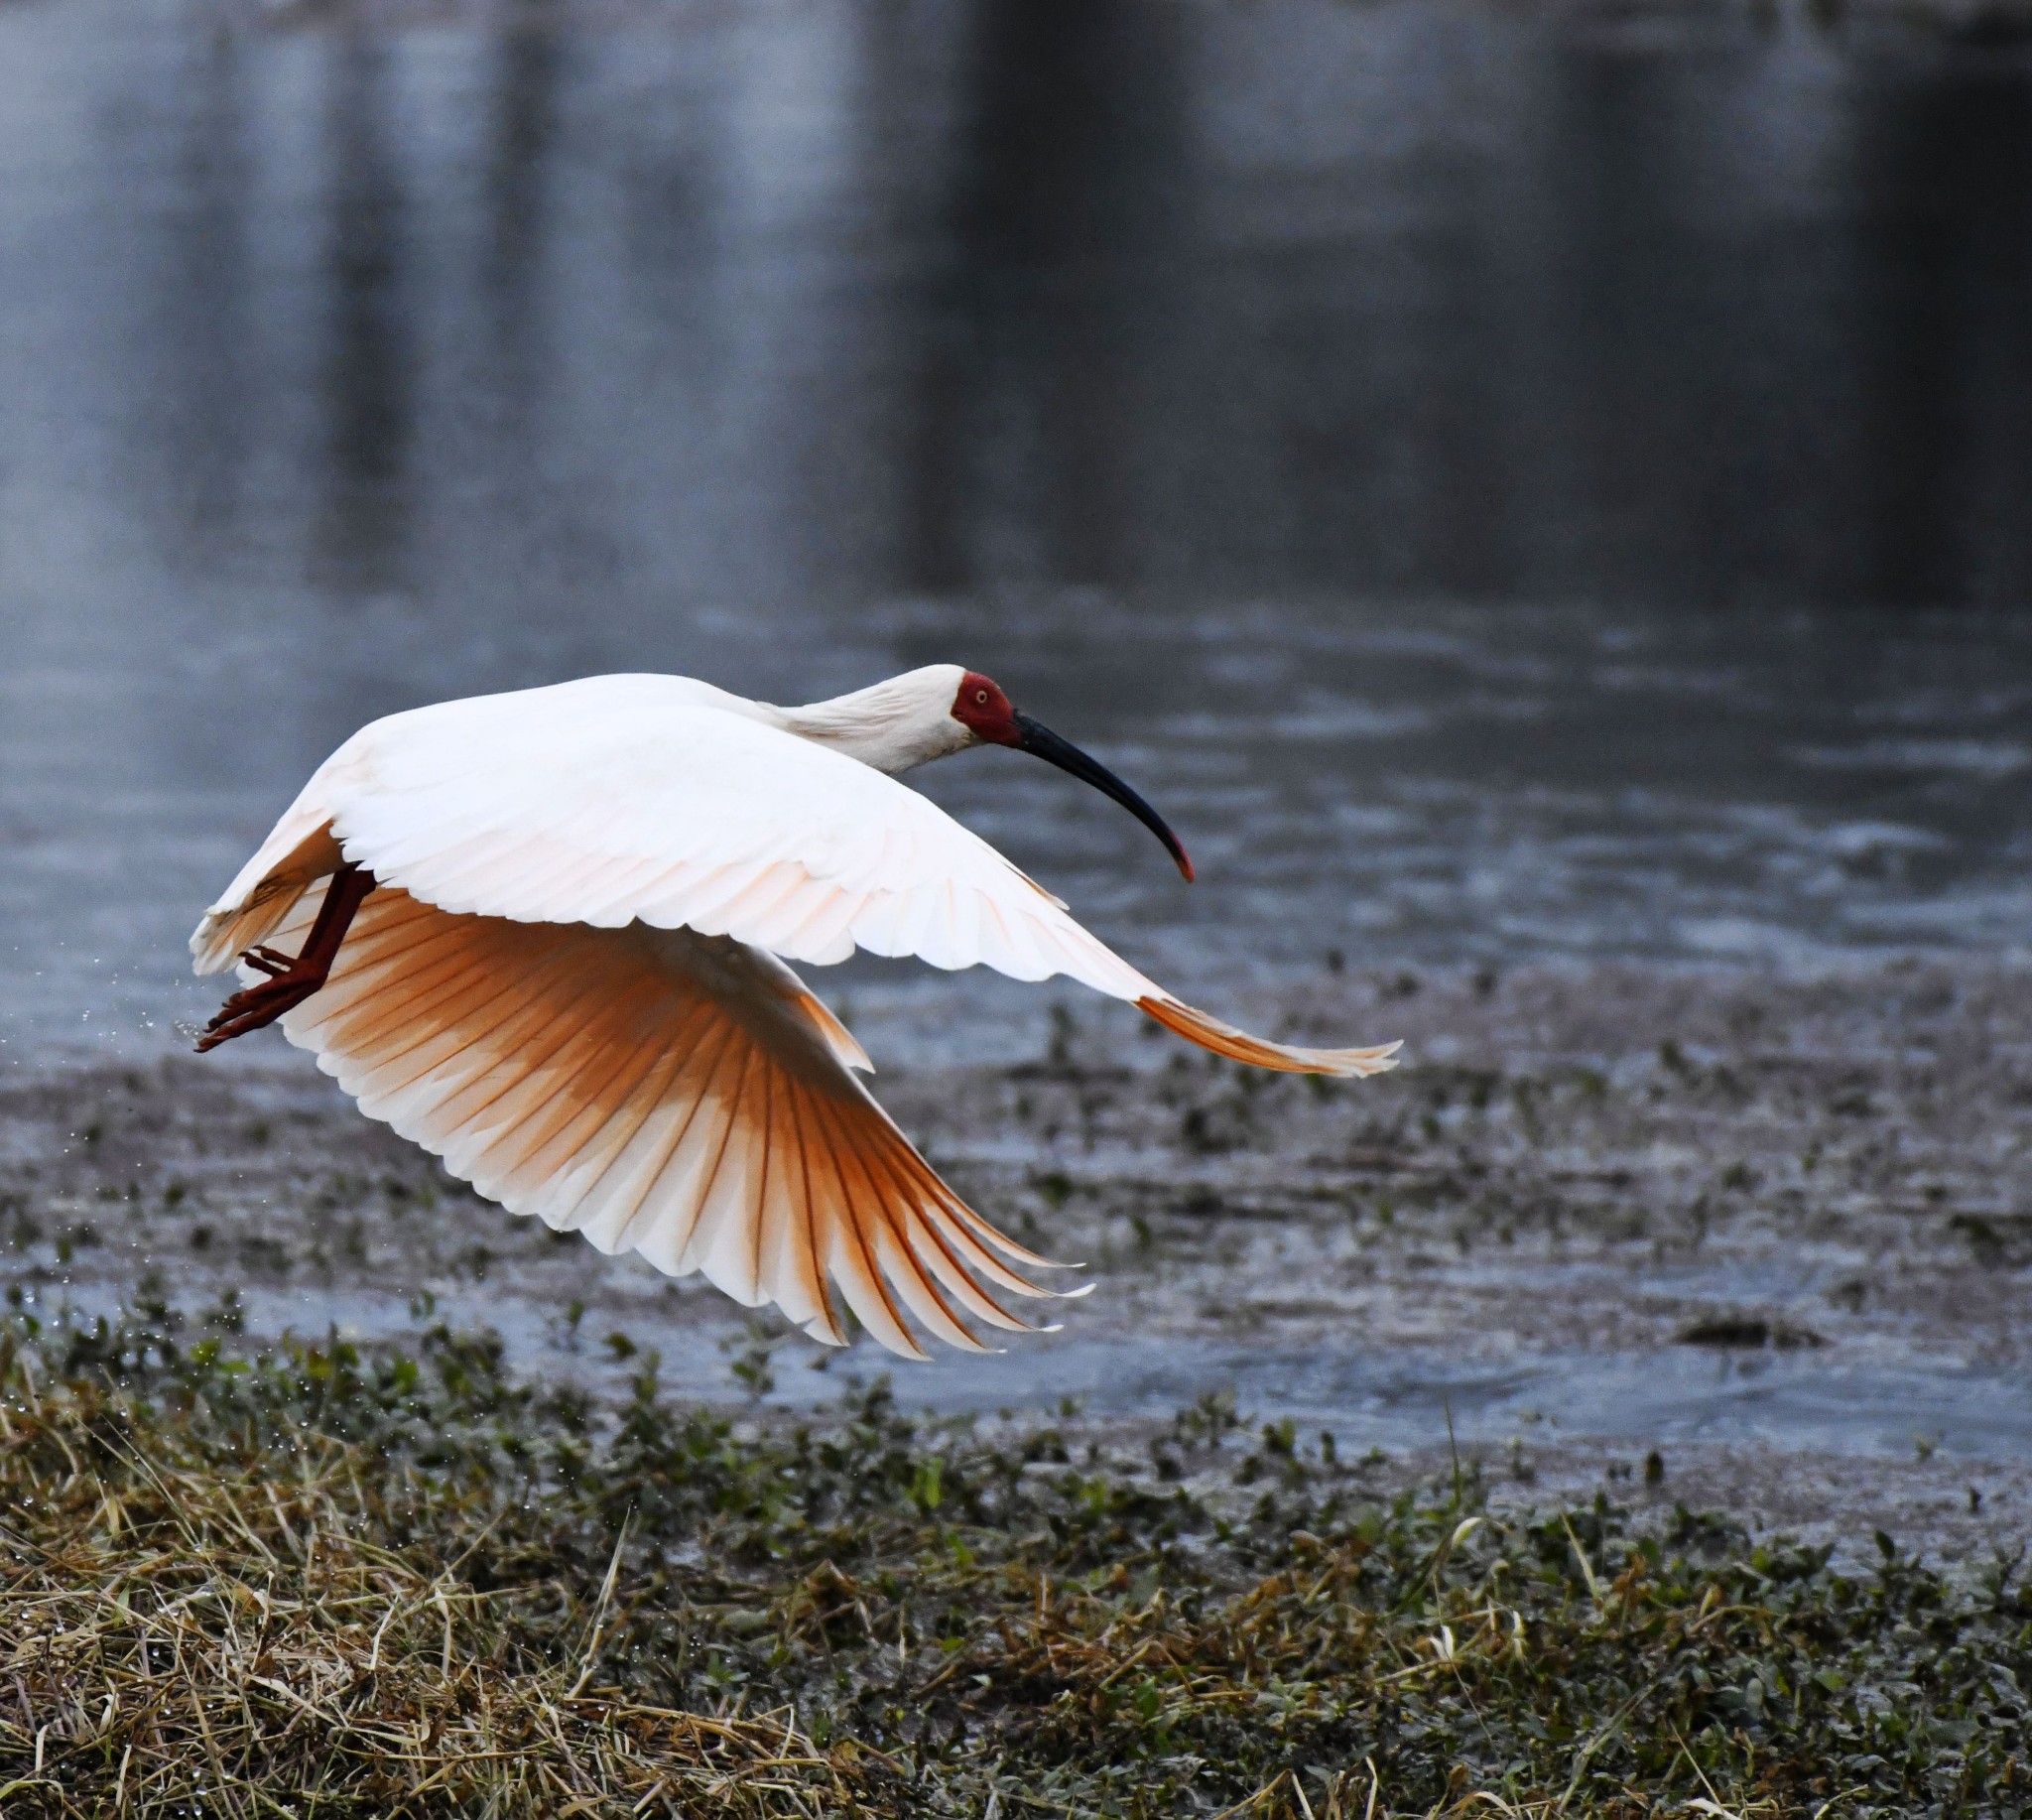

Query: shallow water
[38,1258,2032,1462]
[5,0,2032,1067]
[233,1296,2032,1464]
[17,950,2032,1482]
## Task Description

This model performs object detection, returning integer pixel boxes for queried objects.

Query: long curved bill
[1012,712,1195,881]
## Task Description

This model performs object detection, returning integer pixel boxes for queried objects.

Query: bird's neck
[771,668,974,776]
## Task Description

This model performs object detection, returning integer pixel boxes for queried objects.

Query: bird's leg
[196,864,378,1053]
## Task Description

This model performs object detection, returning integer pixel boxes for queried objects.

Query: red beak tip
[1178,854,1196,883]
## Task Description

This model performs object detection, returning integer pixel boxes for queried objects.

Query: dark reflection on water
[3,0,2032,1056]
[317,40,413,591]
[910,0,1190,593]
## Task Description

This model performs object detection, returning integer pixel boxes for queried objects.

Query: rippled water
[4,0,2032,1068]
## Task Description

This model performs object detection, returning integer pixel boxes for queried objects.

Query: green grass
[1,1298,2028,1816]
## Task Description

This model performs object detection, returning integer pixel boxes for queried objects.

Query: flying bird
[191,667,1399,1358]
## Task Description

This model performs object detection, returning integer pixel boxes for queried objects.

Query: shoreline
[7,955,2032,1562]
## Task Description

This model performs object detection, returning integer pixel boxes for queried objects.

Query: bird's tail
[1136,994,1401,1077]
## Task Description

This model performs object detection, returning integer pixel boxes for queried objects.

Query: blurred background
[4,0,2032,1055]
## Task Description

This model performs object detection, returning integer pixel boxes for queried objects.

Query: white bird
[191,666,1399,1359]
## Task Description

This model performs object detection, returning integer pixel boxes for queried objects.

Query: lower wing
[260,882,1070,1360]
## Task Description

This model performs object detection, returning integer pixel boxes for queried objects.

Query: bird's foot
[195,968,328,1051]
[194,862,377,1053]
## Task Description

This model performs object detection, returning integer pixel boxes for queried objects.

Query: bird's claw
[193,967,322,1052]
[194,865,378,1055]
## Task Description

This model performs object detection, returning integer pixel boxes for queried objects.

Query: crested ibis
[192,667,1399,1358]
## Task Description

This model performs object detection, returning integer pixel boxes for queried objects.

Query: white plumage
[192,666,1399,1359]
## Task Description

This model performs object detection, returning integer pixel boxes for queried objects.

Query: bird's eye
[975,690,989,705]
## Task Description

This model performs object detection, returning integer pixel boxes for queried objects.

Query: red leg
[196,864,378,1052]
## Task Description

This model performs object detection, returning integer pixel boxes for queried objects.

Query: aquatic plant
[0,1303,2026,1816]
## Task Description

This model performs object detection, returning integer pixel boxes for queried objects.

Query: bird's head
[950,669,1194,882]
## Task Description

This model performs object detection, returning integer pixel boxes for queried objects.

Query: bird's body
[192,666,1398,1358]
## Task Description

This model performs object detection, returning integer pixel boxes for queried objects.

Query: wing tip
[1136,994,1404,1077]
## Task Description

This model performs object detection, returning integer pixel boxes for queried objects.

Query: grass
[0,1300,2028,1816]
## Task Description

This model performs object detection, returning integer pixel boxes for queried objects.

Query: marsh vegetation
[4,1298,2030,1817]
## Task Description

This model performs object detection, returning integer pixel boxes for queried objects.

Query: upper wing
[194,676,1147,992]
[194,676,1400,1079]
[266,881,1069,1360]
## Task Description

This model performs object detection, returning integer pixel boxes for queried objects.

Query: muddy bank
[6,957,2032,1560]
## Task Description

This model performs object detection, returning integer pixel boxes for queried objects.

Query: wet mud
[7,957,2032,1562]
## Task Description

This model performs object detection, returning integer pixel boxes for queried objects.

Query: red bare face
[951,670,1022,745]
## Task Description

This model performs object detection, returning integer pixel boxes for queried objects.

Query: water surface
[6,0,2032,1063]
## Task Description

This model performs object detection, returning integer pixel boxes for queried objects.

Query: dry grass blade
[0,1404,859,1816]
[2,1303,2027,1817]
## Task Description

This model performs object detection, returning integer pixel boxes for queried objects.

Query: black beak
[1012,712,1195,882]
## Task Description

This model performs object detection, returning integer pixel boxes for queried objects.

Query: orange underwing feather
[262,885,1064,1358]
